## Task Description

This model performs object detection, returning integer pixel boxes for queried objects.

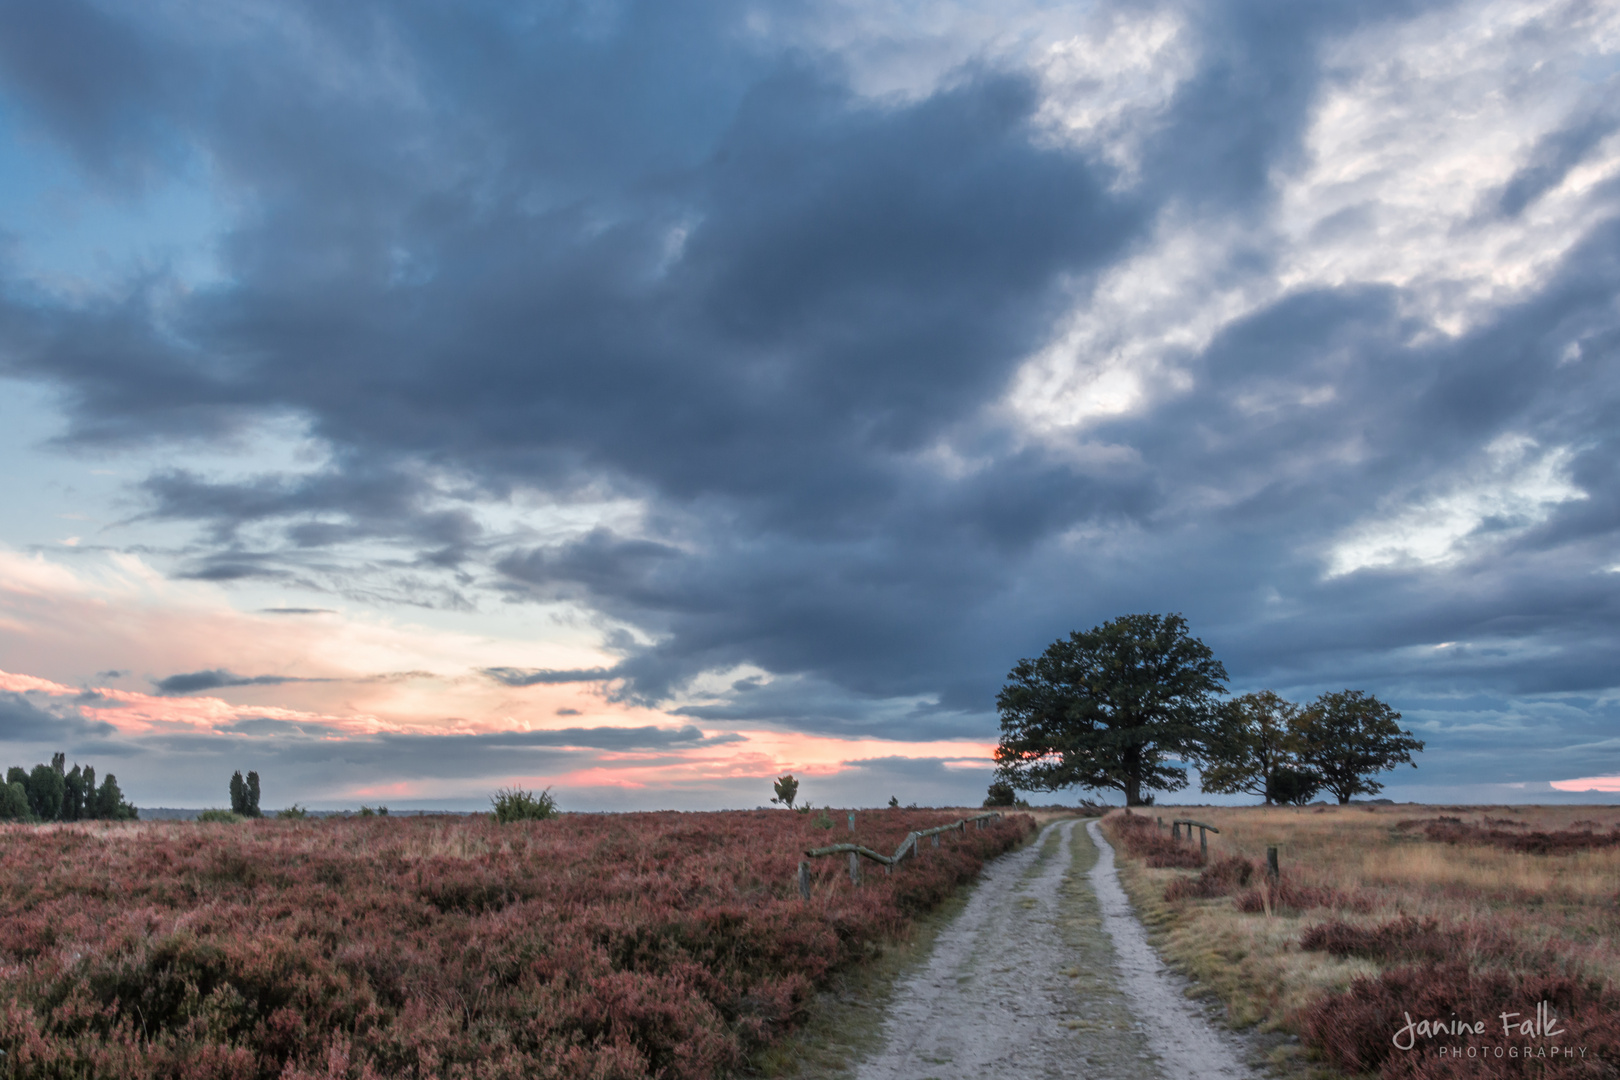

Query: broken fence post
[798,860,810,901]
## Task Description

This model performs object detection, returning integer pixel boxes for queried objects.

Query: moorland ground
[0,808,1030,1080]
[1103,804,1620,1079]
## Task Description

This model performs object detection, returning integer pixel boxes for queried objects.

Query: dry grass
[1104,804,1620,1077]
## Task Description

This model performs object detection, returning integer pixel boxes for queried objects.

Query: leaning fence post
[849,851,861,885]
[798,860,810,901]
[1267,846,1279,880]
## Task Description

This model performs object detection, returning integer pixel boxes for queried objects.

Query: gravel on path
[1086,819,1255,1080]
[852,818,1258,1080]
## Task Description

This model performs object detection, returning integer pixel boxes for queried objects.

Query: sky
[1,0,1618,812]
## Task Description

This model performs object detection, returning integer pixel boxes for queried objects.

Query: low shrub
[0,809,1033,1079]
[1108,811,1205,869]
[1164,855,1255,901]
[1302,916,1461,964]
[196,809,244,824]
[1233,876,1372,914]
[1413,819,1620,855]
[1302,915,1542,972]
[1299,961,1620,1078]
[491,786,557,823]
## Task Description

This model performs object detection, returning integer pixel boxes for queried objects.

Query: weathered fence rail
[1171,817,1220,857]
[797,811,1005,897]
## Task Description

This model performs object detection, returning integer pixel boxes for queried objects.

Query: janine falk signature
[1392,1001,1589,1060]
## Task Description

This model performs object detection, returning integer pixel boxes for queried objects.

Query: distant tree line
[0,752,138,821]
[994,614,1424,807]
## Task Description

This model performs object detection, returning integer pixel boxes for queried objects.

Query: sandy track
[1085,819,1253,1080]
[853,819,1255,1080]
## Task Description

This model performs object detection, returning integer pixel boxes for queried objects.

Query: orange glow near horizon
[0,666,997,800]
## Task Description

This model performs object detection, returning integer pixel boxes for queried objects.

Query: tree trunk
[1124,776,1143,806]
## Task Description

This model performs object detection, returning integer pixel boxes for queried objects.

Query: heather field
[0,809,1032,1080]
[1105,805,1620,1079]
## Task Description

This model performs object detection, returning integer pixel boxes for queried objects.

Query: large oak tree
[994,613,1227,806]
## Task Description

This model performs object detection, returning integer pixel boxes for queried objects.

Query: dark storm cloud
[1,0,1619,795]
[0,692,116,742]
[153,670,331,695]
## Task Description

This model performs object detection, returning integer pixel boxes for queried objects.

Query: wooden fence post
[849,851,860,885]
[931,833,939,848]
[1199,826,1208,859]
[848,813,856,832]
[798,861,810,901]
[1172,821,1181,842]
[1267,846,1279,880]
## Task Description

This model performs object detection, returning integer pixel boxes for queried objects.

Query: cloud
[480,666,620,687]
[152,669,332,695]
[0,690,116,743]
[0,0,1618,807]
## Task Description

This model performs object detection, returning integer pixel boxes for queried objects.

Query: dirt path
[852,819,1256,1080]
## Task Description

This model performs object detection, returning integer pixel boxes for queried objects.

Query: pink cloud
[1550,776,1620,793]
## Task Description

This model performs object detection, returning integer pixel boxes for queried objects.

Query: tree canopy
[0,755,136,822]
[1200,690,1315,805]
[1293,690,1423,804]
[994,612,1228,806]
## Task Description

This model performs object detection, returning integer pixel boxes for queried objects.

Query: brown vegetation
[0,809,1032,1079]
[1103,804,1620,1078]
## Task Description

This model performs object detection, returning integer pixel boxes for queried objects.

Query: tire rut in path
[852,819,1256,1080]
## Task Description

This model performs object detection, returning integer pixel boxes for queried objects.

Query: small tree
[27,764,65,821]
[984,780,1017,807]
[229,771,248,815]
[994,613,1228,806]
[63,764,85,821]
[0,780,29,820]
[770,774,799,809]
[1293,690,1423,804]
[94,773,138,820]
[1199,690,1310,805]
[1267,766,1321,805]
[246,771,263,818]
